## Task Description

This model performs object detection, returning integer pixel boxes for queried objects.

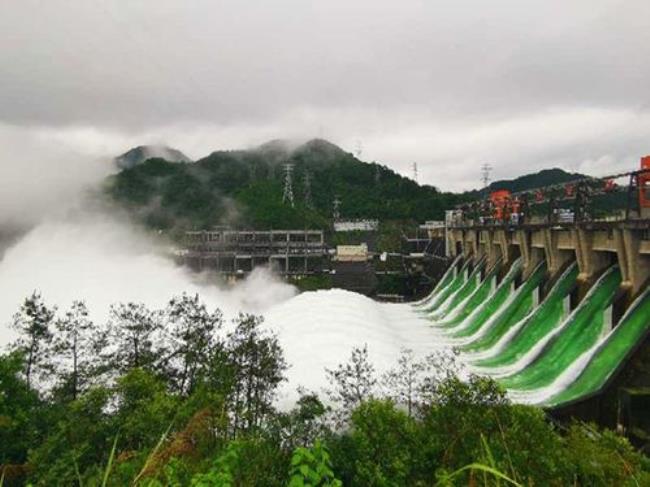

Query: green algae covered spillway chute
[419,258,472,313]
[423,252,650,410]
[413,254,462,307]
[438,261,500,329]
[472,262,578,369]
[450,258,523,339]
[543,286,650,408]
[498,266,621,392]
[429,257,486,320]
[461,261,546,353]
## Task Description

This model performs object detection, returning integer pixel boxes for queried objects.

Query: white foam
[264,289,454,407]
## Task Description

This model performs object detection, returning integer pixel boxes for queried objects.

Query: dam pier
[419,158,650,446]
[446,220,650,302]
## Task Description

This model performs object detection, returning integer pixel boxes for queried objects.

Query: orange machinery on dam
[431,156,650,441]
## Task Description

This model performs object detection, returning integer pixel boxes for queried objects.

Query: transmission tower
[333,196,341,220]
[481,163,493,188]
[303,170,313,208]
[355,139,363,159]
[282,163,295,207]
[412,162,418,183]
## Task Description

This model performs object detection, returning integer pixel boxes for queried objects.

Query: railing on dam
[447,162,650,229]
[438,160,650,298]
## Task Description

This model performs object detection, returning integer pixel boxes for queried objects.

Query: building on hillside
[334,219,379,232]
[335,244,369,262]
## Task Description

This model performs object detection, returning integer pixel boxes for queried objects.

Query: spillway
[265,254,643,410]
[543,287,650,407]
[415,256,650,409]
[3,217,645,413]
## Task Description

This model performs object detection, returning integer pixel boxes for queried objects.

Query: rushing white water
[412,254,461,307]
[263,288,453,407]
[0,213,457,409]
[3,209,626,411]
[508,333,608,405]
[463,308,532,362]
[472,267,615,378]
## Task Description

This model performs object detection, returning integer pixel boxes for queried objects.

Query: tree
[27,387,113,486]
[325,345,376,424]
[330,400,419,486]
[51,301,100,400]
[113,368,179,451]
[0,352,40,466]
[11,292,55,387]
[104,302,163,375]
[272,389,330,450]
[382,348,426,417]
[288,440,342,487]
[227,314,287,436]
[164,294,224,396]
[563,422,650,485]
[416,349,464,409]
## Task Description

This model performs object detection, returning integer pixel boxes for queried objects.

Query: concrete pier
[446,221,650,302]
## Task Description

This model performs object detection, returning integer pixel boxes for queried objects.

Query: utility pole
[282,163,295,207]
[303,169,313,208]
[333,196,341,220]
[481,163,492,189]
[412,162,418,183]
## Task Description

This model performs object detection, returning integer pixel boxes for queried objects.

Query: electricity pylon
[282,163,295,207]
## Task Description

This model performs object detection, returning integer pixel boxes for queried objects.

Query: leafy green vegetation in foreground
[1,294,649,486]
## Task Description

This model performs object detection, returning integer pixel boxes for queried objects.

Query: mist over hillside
[115,145,192,169]
[107,138,460,235]
[107,138,591,237]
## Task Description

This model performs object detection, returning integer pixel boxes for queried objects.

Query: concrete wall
[448,223,650,301]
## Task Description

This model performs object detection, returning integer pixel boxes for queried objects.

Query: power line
[333,196,341,220]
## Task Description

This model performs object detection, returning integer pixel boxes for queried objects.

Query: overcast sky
[2,0,650,190]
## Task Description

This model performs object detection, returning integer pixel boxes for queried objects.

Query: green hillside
[463,168,586,200]
[106,139,460,237]
[107,139,616,238]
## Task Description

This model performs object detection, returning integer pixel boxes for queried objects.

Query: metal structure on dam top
[451,160,650,228]
[440,157,650,300]
[422,157,650,442]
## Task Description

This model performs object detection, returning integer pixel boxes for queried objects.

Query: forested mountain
[464,168,587,199]
[107,139,461,235]
[489,168,585,193]
[107,139,590,236]
[114,145,192,170]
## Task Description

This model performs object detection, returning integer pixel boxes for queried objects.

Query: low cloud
[1,1,650,191]
[0,213,296,347]
[0,123,113,228]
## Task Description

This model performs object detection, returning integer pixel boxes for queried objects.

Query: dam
[416,158,650,441]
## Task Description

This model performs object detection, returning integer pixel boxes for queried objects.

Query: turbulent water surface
[264,289,450,406]
[3,216,649,411]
